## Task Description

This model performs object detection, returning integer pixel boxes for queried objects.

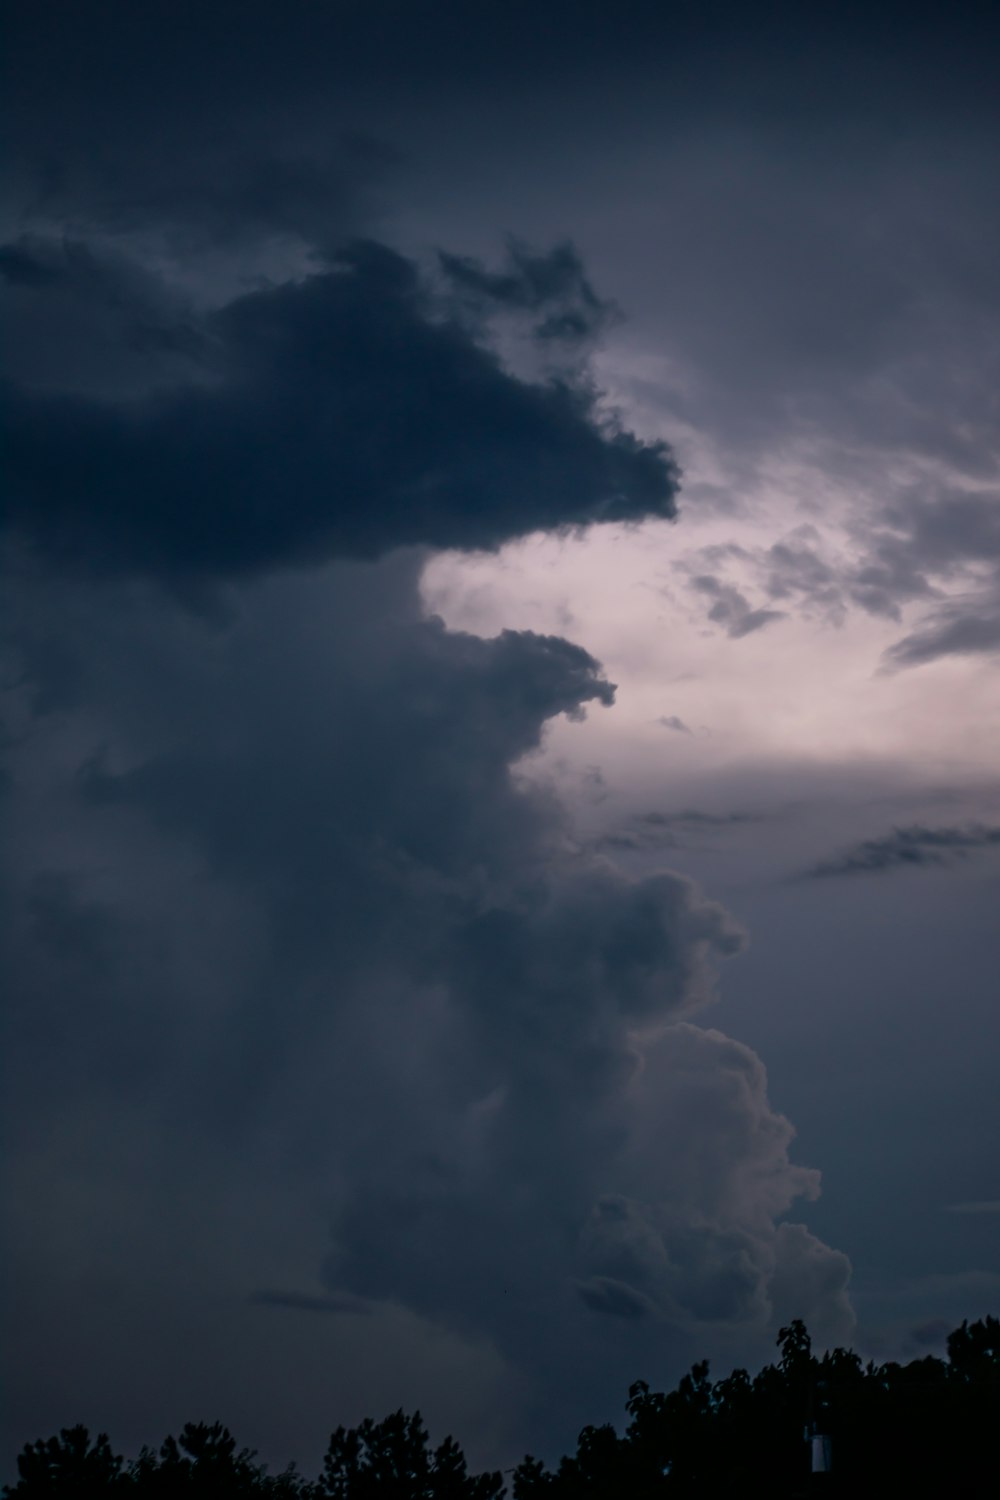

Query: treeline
[5,1316,997,1497]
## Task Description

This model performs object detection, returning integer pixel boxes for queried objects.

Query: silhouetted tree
[6,1316,999,1498]
[4,1427,128,1497]
[948,1312,1000,1379]
[316,1409,502,1499]
[128,1421,287,1497]
[513,1314,999,1498]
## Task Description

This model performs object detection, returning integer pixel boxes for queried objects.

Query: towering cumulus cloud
[2,228,851,1466]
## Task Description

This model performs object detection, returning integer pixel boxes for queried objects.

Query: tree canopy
[6,1316,997,1498]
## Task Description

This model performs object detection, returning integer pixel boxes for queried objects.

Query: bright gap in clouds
[422,451,1000,793]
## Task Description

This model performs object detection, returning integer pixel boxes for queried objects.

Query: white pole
[810,1433,832,1474]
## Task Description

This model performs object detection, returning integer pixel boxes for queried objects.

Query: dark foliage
[512,1316,1000,1499]
[6,1317,997,1497]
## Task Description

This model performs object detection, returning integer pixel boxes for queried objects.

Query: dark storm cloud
[2,238,678,579]
[690,575,784,638]
[76,611,617,892]
[0,243,61,286]
[6,1,407,255]
[3,0,924,1469]
[3,555,853,1466]
[6,5,998,533]
[655,715,691,733]
[8,139,394,256]
[7,2,998,155]
[802,824,1000,879]
[1,236,212,400]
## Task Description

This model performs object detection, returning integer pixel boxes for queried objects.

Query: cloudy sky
[3,0,999,1479]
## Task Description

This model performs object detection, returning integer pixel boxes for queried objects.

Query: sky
[3,0,999,1480]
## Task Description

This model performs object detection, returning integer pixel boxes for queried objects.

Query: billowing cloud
[575,1025,852,1342]
[3,541,852,1463]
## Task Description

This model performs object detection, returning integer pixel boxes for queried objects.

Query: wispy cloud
[689,575,784,639]
[882,605,1000,670]
[595,809,765,855]
[249,1289,373,1315]
[641,809,765,830]
[802,823,1000,879]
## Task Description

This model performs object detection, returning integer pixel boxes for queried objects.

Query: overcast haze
[3,0,999,1480]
